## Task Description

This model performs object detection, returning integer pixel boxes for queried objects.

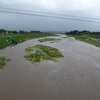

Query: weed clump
[38,38,61,43]
[0,56,11,68]
[24,45,63,63]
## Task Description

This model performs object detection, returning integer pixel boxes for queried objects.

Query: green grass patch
[0,33,56,49]
[24,45,63,63]
[76,38,100,47]
[0,56,11,69]
[66,33,100,47]
[25,46,34,53]
[38,38,61,43]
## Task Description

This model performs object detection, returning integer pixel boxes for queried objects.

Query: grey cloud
[0,0,100,31]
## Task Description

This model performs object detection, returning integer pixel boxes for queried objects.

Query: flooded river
[0,35,100,100]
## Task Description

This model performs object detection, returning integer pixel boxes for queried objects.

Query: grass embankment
[65,31,100,47]
[38,38,61,43]
[24,45,63,63]
[0,56,10,68]
[0,33,55,49]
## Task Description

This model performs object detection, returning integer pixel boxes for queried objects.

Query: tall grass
[0,33,55,49]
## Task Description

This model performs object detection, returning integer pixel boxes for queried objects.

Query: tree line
[65,30,100,35]
[65,30,100,39]
[0,29,41,34]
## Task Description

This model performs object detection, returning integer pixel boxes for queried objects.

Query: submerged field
[24,45,64,63]
[0,33,55,49]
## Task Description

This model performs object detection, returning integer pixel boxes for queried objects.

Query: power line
[0,6,100,21]
[0,10,100,23]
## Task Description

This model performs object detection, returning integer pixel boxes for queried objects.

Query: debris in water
[62,49,65,51]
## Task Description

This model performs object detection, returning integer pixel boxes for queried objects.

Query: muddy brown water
[0,35,100,100]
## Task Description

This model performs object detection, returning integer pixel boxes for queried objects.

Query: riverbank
[65,30,100,47]
[0,32,56,49]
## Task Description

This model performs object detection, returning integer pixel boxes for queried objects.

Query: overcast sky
[0,0,100,31]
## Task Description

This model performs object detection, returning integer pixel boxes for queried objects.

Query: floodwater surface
[0,35,100,100]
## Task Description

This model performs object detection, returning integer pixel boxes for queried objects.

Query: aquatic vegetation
[0,56,11,68]
[38,38,61,43]
[24,45,63,63]
[25,46,34,53]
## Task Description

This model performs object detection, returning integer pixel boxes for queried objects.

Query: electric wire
[0,6,100,20]
[0,7,100,23]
